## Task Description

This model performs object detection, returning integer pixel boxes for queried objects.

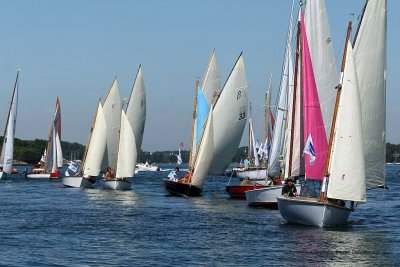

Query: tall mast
[320,21,352,202]
[288,20,301,177]
[188,81,199,172]
[264,74,272,142]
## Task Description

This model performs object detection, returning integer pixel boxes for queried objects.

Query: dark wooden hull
[163,179,202,197]
[226,185,266,198]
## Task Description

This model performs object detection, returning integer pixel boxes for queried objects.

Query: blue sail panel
[195,87,209,148]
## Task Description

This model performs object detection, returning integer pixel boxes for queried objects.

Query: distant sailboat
[0,71,19,179]
[26,98,63,179]
[164,81,214,196]
[62,101,107,188]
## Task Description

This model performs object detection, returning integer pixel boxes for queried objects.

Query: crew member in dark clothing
[281,178,297,197]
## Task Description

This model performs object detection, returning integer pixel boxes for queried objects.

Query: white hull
[277,196,352,227]
[62,176,95,188]
[245,184,301,206]
[236,168,268,180]
[101,179,131,190]
[26,173,51,179]
[136,164,159,172]
[0,172,5,179]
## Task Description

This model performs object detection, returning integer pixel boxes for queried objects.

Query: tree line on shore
[3,137,400,164]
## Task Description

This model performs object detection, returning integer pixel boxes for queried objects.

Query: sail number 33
[239,106,246,121]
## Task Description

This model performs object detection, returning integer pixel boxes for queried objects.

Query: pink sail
[301,11,328,180]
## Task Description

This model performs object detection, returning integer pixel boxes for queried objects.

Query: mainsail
[327,41,366,203]
[201,49,221,106]
[102,79,122,170]
[0,71,19,174]
[45,98,62,173]
[304,0,338,140]
[301,11,327,180]
[126,65,146,151]
[353,0,387,188]
[209,53,248,175]
[82,102,107,177]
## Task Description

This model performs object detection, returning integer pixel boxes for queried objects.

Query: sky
[0,0,398,152]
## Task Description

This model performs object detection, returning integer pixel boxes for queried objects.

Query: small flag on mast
[303,134,316,165]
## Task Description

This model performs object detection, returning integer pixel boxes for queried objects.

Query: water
[1,164,399,266]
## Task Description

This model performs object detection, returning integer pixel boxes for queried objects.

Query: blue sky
[0,0,398,151]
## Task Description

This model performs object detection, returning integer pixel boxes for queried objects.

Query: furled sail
[126,65,146,150]
[327,41,366,203]
[353,0,387,188]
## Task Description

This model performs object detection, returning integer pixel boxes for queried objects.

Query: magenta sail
[301,11,328,180]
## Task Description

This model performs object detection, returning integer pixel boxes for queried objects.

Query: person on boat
[104,167,114,180]
[179,171,191,184]
[240,177,251,186]
[243,157,250,169]
[281,178,297,197]
[168,167,179,182]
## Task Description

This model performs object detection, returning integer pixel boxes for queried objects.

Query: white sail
[102,78,122,170]
[51,129,58,173]
[83,103,107,177]
[268,6,294,177]
[249,118,259,167]
[55,133,63,168]
[305,0,339,140]
[327,41,366,203]
[353,0,387,188]
[116,110,137,178]
[201,49,221,106]
[126,65,146,150]
[191,110,214,188]
[0,72,18,174]
[208,53,248,175]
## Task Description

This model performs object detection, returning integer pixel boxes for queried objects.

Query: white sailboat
[26,98,63,179]
[208,52,248,175]
[0,71,19,179]
[62,101,107,188]
[164,81,214,196]
[101,110,137,190]
[278,19,363,227]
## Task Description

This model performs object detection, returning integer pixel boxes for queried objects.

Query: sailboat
[62,101,107,188]
[0,71,19,179]
[26,98,63,179]
[226,82,274,198]
[164,79,214,196]
[101,109,137,190]
[277,7,363,226]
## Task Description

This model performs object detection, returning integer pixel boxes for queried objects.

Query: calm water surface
[1,164,399,266]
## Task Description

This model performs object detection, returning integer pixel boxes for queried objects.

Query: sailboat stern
[101,178,131,190]
[62,176,95,188]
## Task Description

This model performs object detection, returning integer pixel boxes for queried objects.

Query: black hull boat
[163,179,202,197]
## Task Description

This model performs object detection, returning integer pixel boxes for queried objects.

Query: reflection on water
[0,164,398,265]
